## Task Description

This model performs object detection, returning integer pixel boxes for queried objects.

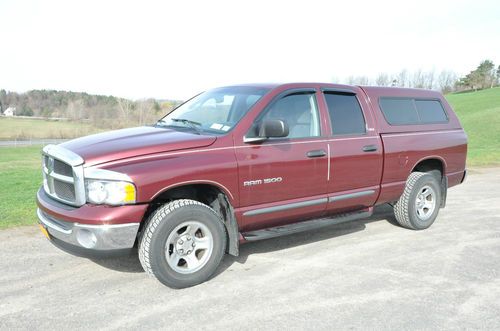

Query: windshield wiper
[170,118,203,134]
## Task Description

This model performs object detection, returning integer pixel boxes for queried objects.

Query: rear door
[235,89,329,231]
[319,88,383,214]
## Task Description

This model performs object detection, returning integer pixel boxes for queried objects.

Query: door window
[324,93,366,135]
[251,92,320,139]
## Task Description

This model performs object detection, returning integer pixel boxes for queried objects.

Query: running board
[242,208,373,242]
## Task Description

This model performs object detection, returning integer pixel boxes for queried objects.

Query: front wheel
[394,172,442,230]
[139,199,227,288]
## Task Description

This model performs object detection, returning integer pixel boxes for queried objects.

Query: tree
[438,70,458,93]
[18,105,34,116]
[375,73,391,86]
[458,60,496,91]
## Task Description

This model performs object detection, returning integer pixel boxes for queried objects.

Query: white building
[3,107,15,116]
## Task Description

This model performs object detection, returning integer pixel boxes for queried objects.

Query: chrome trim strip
[327,143,331,181]
[243,198,327,216]
[328,190,375,203]
[43,144,84,166]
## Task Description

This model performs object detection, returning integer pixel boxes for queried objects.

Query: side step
[242,208,373,242]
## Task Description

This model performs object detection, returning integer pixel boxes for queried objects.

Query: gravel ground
[1,168,499,330]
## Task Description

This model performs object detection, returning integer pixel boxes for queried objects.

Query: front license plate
[38,224,50,239]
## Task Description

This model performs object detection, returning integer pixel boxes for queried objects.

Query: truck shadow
[215,204,397,277]
[89,204,397,275]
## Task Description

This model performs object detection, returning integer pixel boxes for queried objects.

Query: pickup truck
[37,83,467,288]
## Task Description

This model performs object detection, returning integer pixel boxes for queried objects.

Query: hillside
[445,87,500,166]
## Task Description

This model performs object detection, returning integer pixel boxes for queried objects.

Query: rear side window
[379,97,448,125]
[324,93,366,135]
[415,100,448,123]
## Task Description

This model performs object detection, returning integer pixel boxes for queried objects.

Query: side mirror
[244,119,289,143]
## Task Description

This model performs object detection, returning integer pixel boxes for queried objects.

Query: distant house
[3,107,16,117]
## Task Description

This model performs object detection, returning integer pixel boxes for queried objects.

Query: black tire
[394,171,442,230]
[139,199,227,288]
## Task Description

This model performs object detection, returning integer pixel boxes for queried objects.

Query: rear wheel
[394,172,441,230]
[139,199,227,288]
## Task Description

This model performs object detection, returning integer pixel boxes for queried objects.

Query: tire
[394,171,442,230]
[139,199,227,288]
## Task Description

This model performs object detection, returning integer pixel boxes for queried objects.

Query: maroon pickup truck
[37,83,467,288]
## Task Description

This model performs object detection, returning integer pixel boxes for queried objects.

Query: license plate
[38,224,50,239]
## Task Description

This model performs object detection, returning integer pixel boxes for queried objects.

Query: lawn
[445,87,500,166]
[0,117,101,139]
[0,146,42,228]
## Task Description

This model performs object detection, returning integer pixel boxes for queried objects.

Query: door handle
[362,145,378,152]
[306,150,327,158]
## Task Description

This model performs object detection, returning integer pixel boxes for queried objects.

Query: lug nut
[179,249,184,253]
[192,243,196,247]
[179,240,184,245]
[187,236,191,241]
[187,250,192,254]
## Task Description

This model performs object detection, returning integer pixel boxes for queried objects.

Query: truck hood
[60,126,217,167]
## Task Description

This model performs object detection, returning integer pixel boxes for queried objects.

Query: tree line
[343,60,500,93]
[0,89,179,129]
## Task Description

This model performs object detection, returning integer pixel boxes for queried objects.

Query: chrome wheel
[165,221,213,274]
[415,185,436,221]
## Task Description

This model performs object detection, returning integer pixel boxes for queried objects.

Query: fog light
[76,229,97,248]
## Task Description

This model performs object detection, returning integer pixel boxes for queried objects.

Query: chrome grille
[54,159,73,177]
[53,179,76,201]
[42,144,85,206]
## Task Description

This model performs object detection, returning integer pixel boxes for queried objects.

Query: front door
[235,90,329,231]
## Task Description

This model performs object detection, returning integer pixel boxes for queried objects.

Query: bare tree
[375,73,391,86]
[347,75,371,85]
[412,69,425,88]
[396,70,409,87]
[423,70,435,89]
[438,70,457,93]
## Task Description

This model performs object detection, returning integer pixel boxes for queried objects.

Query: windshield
[157,86,270,134]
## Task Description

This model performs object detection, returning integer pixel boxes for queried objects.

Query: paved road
[1,168,499,330]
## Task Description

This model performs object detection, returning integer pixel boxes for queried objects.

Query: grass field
[0,146,42,228]
[445,87,500,166]
[0,88,499,229]
[0,117,100,139]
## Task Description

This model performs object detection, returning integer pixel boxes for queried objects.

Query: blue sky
[0,0,499,99]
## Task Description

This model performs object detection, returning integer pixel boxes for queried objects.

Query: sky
[0,0,499,100]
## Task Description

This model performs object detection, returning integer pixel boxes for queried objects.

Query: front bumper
[37,208,140,251]
[36,188,146,255]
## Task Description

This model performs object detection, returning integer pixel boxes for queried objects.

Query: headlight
[85,179,136,205]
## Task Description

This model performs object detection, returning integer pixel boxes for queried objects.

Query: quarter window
[324,93,366,135]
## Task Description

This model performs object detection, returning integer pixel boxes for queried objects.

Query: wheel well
[141,184,239,256]
[411,158,447,207]
[412,159,444,177]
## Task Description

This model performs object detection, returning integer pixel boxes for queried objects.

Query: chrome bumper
[37,208,140,251]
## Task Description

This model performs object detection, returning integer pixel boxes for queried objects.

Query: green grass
[0,146,42,228]
[445,87,500,166]
[0,117,101,139]
[0,88,499,229]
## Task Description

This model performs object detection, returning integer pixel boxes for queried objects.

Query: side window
[379,97,448,125]
[379,98,419,125]
[324,93,366,135]
[415,100,448,123]
[257,92,321,139]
